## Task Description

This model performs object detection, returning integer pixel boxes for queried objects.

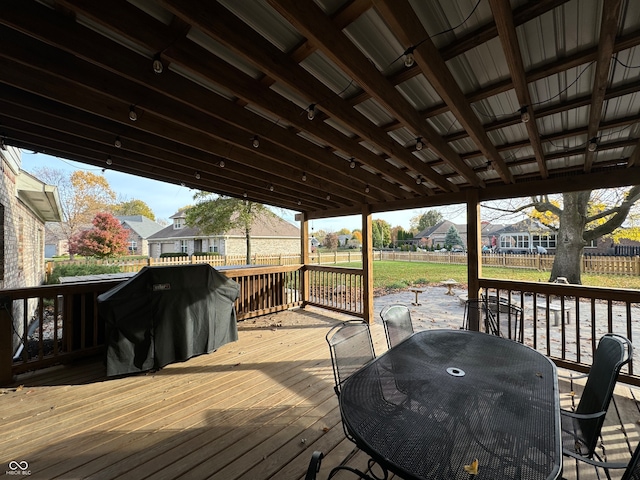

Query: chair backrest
[463,296,523,342]
[576,333,633,453]
[485,296,523,342]
[463,298,498,336]
[380,304,414,349]
[622,440,640,480]
[326,320,375,396]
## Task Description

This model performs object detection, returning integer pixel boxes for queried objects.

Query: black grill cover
[98,264,240,376]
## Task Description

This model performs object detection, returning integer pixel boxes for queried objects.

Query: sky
[21,151,468,231]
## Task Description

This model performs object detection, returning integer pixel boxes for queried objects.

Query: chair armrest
[558,371,588,380]
[305,451,324,480]
[561,409,607,421]
[562,447,629,470]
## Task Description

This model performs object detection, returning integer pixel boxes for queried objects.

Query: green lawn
[335,261,640,290]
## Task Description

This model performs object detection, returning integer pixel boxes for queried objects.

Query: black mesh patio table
[339,329,561,480]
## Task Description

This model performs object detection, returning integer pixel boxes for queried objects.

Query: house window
[173,219,183,229]
[209,244,218,253]
[500,233,529,249]
[129,240,137,252]
[180,240,188,253]
[532,234,557,249]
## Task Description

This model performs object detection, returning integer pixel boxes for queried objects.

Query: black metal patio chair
[462,295,523,342]
[304,450,388,480]
[326,320,376,398]
[323,321,388,480]
[561,333,633,468]
[562,438,640,480]
[380,304,414,349]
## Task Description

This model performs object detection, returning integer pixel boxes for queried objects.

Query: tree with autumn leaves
[32,167,157,257]
[491,188,640,284]
[68,212,130,258]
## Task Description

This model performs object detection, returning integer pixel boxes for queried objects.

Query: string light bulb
[307,104,316,120]
[252,135,260,148]
[243,192,248,198]
[114,136,122,148]
[588,137,598,152]
[219,160,225,168]
[365,185,370,193]
[520,106,530,123]
[326,194,331,200]
[106,156,112,166]
[128,105,138,121]
[152,54,163,74]
[269,184,274,191]
[403,46,416,68]
[349,158,356,169]
[301,173,307,181]
[415,137,424,151]
[297,199,302,206]
[415,176,422,185]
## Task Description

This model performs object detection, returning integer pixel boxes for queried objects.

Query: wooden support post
[0,302,15,385]
[362,205,374,324]
[466,190,482,331]
[298,213,310,306]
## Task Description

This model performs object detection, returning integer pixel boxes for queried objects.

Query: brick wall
[1,149,48,353]
[224,237,299,256]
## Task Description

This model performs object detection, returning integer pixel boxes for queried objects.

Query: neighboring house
[116,215,164,256]
[45,222,68,257]
[309,236,320,252]
[480,221,507,249]
[148,209,300,258]
[413,220,467,249]
[337,234,351,247]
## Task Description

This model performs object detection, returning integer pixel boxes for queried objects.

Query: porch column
[0,303,14,385]
[362,205,374,324]
[299,213,310,306]
[466,190,482,331]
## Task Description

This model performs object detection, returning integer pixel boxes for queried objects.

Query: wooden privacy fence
[48,252,640,279]
[380,251,640,275]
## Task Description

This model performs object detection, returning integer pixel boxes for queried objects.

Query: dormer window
[173,219,183,229]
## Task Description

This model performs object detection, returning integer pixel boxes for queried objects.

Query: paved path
[374,285,467,331]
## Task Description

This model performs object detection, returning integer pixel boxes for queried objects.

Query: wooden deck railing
[0,265,305,383]
[478,278,640,386]
[305,265,364,317]
[5,264,639,386]
[224,265,303,320]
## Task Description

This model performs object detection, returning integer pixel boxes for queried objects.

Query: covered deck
[2,307,639,480]
[2,1,640,477]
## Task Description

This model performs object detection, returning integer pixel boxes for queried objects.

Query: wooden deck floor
[1,307,639,480]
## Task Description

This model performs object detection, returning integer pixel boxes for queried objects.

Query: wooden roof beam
[489,0,548,178]
[159,0,455,193]
[584,0,624,172]
[270,0,485,187]
[372,0,512,184]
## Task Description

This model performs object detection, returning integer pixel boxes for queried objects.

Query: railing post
[0,302,15,385]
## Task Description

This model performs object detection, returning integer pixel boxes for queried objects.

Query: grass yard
[336,260,640,291]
